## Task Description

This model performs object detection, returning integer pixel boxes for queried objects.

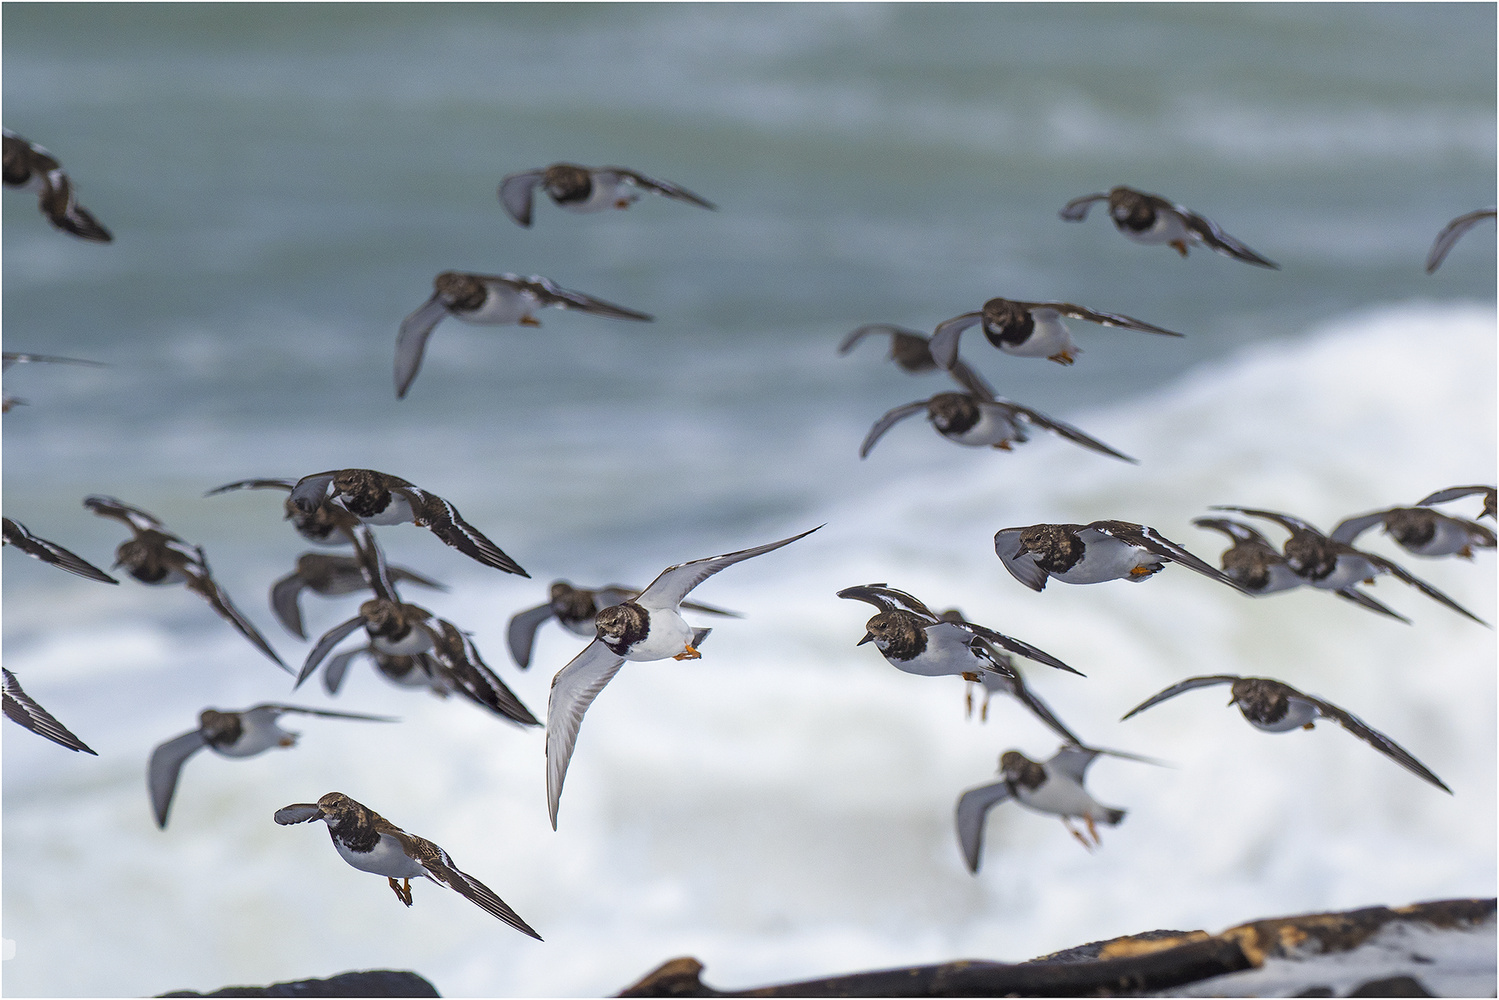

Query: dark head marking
[594,601,649,655]
[927,393,982,436]
[999,750,1048,791]
[199,709,243,748]
[1018,524,1085,575]
[979,298,1035,348]
[543,163,593,204]
[863,610,927,662]
[1107,187,1156,232]
[333,469,394,519]
[1282,532,1338,581]
[1231,678,1291,726]
[1383,509,1437,550]
[434,272,488,312]
[551,582,598,622]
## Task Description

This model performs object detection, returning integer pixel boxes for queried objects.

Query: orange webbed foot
[1129,565,1154,576]
[388,877,414,907]
[673,645,702,661]
[1048,351,1077,365]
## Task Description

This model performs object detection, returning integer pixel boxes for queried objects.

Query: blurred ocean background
[3,4,1495,996]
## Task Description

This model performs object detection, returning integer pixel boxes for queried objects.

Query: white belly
[1246,699,1319,732]
[334,831,427,880]
[559,176,634,214]
[626,608,693,661]
[942,408,1021,448]
[1119,211,1190,246]
[1016,776,1107,821]
[1248,562,1305,594]
[1003,311,1078,360]
[1405,520,1480,557]
[371,626,433,656]
[212,718,291,758]
[1052,533,1159,584]
[1307,554,1379,591]
[358,494,416,526]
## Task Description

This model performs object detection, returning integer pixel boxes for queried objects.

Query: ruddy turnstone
[928,298,1183,369]
[1425,208,1496,273]
[3,668,95,754]
[498,162,716,228]
[272,551,445,640]
[995,520,1247,593]
[1193,516,1408,622]
[1418,485,1497,521]
[546,526,819,828]
[858,391,1135,463]
[3,516,117,583]
[1121,674,1450,793]
[1059,186,1278,268]
[1331,505,1496,560]
[288,468,527,575]
[318,645,445,698]
[298,533,539,726]
[274,791,542,939]
[836,323,997,398]
[148,704,396,828]
[2,129,112,242]
[506,581,739,669]
[956,744,1152,871]
[206,478,361,546]
[1213,505,1487,625]
[837,584,1083,744]
[396,271,653,398]
[3,351,106,413]
[83,495,288,670]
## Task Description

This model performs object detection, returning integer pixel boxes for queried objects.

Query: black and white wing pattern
[82,494,171,535]
[428,620,540,727]
[998,399,1136,463]
[1022,302,1184,338]
[404,834,543,940]
[2,517,117,583]
[601,167,717,211]
[184,569,289,671]
[2,669,96,754]
[1292,690,1451,793]
[1090,520,1247,591]
[1176,205,1279,268]
[510,274,653,321]
[1120,675,1240,720]
[399,487,529,577]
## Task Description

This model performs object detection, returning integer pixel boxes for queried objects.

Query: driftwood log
[616,898,1495,998]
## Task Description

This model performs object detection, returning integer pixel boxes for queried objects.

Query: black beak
[856,631,875,646]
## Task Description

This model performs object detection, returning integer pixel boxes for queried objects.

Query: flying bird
[274,792,541,939]
[498,162,715,227]
[837,583,1083,744]
[206,478,362,546]
[2,129,112,241]
[995,520,1247,593]
[395,271,652,398]
[3,516,117,583]
[1331,505,1495,560]
[1059,185,1278,268]
[1121,674,1449,793]
[546,526,819,829]
[836,323,997,398]
[859,391,1135,463]
[288,468,527,575]
[148,704,396,828]
[1212,505,1487,625]
[956,744,1155,871]
[1193,516,1408,622]
[271,551,445,640]
[3,669,95,754]
[1425,208,1495,274]
[506,581,739,669]
[84,495,287,670]
[928,297,1182,368]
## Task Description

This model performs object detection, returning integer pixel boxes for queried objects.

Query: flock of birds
[4,123,1496,949]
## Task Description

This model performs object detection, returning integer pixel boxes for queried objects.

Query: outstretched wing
[429,621,540,727]
[546,639,628,829]
[297,615,367,689]
[836,323,926,358]
[1351,546,1489,626]
[992,527,1050,592]
[1058,191,1108,222]
[272,802,325,825]
[954,779,1013,874]
[835,583,936,619]
[1416,484,1496,519]
[2,669,96,755]
[1092,521,1248,592]
[244,704,398,724]
[147,729,208,828]
[520,275,653,321]
[1002,673,1083,745]
[1026,302,1183,338]
[82,494,168,534]
[2,518,118,583]
[1426,208,1496,274]
[637,526,820,610]
[185,570,289,671]
[270,570,310,639]
[927,312,984,370]
[1192,517,1272,547]
[1120,675,1240,721]
[604,168,716,210]
[204,478,297,497]
[407,835,543,939]
[951,621,1081,676]
[1297,693,1450,793]
[999,400,1136,463]
[1332,587,1411,624]
[497,169,544,227]
[1209,505,1322,536]
[402,488,529,576]
[1177,207,1279,268]
[1329,509,1399,545]
[506,602,556,670]
[858,400,929,459]
[394,294,452,399]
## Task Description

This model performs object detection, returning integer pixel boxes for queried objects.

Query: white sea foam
[3,301,1493,996]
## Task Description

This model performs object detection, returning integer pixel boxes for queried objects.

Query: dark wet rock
[158,969,439,998]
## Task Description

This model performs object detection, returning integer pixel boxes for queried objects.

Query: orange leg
[995,441,1013,451]
[519,315,541,327]
[1063,818,1093,851]
[673,645,702,661]
[615,198,632,209]
[1084,814,1100,846]
[1170,239,1189,258]
[388,877,414,907]
[1048,351,1077,365]
[1129,565,1155,576]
